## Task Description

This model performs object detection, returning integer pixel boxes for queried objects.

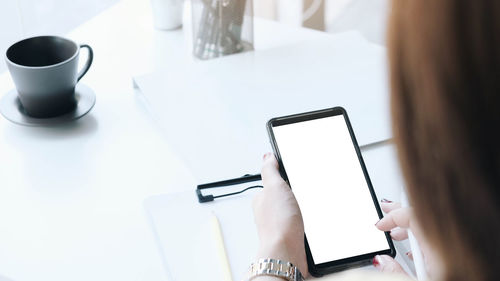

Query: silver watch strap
[245,258,305,281]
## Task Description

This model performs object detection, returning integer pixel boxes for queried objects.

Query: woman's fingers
[390,227,409,241]
[373,255,408,275]
[381,201,402,213]
[380,200,408,240]
[261,153,287,189]
[376,207,412,231]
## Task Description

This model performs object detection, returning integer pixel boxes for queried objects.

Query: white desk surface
[134,31,391,182]
[0,0,399,280]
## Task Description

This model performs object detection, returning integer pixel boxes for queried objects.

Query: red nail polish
[372,256,380,267]
[381,198,393,203]
[263,154,267,160]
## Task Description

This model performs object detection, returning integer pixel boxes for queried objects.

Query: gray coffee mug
[5,36,93,118]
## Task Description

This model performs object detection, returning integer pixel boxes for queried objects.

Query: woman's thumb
[373,255,407,274]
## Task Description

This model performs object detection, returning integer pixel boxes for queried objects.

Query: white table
[0,1,196,280]
[0,0,406,280]
[134,30,391,182]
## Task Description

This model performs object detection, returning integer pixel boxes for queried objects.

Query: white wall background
[325,0,389,45]
[0,0,119,73]
[254,0,389,45]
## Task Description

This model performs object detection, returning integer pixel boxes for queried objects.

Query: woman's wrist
[257,237,293,265]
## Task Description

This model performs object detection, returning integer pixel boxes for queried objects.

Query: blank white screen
[272,115,388,264]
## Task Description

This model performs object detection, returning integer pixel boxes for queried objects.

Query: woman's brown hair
[388,0,500,280]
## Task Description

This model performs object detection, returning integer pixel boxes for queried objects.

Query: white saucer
[0,84,96,126]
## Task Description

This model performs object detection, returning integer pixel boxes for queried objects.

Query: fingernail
[263,153,271,160]
[381,198,392,203]
[375,219,381,226]
[372,256,380,267]
[406,251,413,259]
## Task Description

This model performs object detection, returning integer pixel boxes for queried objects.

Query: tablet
[267,107,395,276]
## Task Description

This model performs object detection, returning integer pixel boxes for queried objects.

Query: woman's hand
[374,200,438,277]
[252,153,308,276]
[373,201,413,273]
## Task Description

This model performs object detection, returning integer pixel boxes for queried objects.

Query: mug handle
[77,44,94,82]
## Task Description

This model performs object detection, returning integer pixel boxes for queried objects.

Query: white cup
[150,0,184,30]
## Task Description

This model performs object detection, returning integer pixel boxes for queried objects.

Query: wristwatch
[244,258,305,281]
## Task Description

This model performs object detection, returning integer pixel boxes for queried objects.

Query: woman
[249,0,500,280]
